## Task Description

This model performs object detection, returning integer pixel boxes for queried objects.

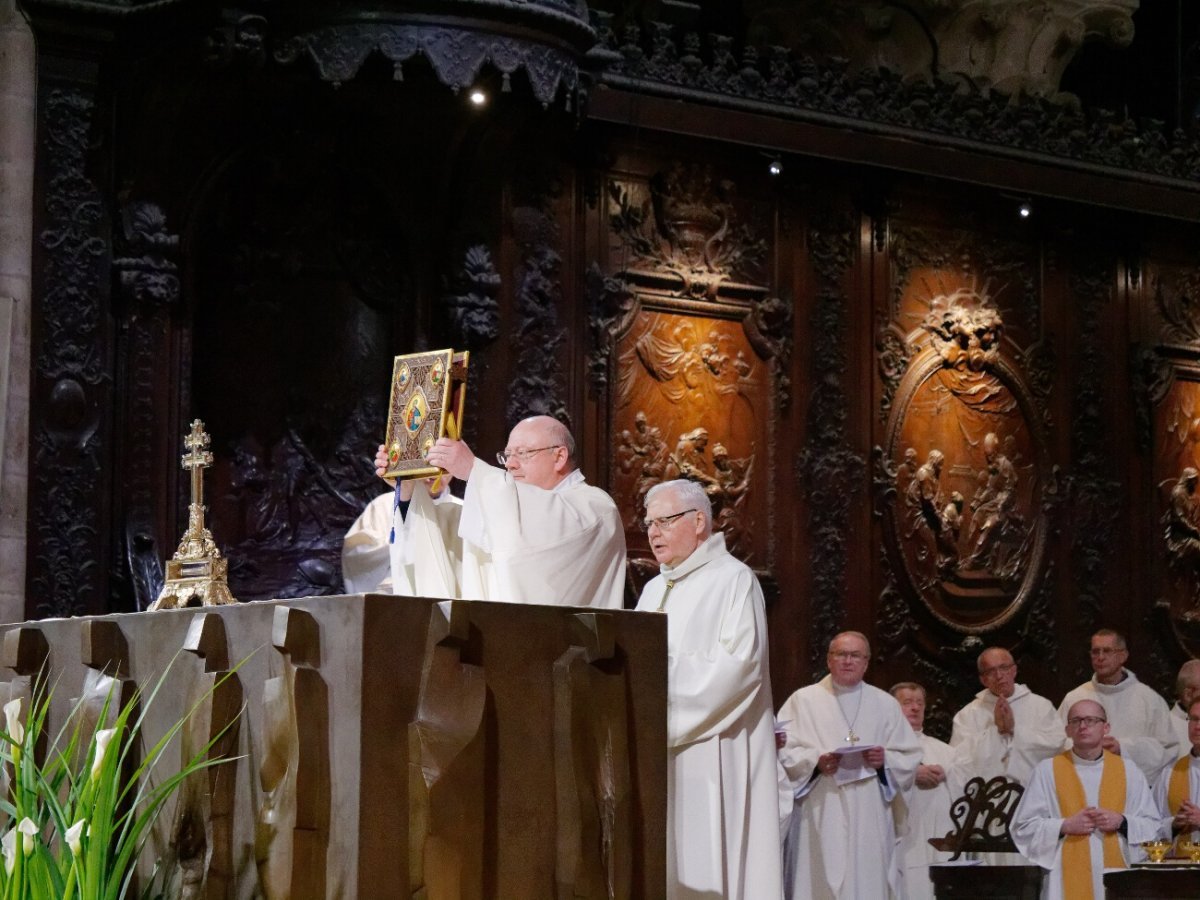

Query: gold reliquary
[382,348,469,481]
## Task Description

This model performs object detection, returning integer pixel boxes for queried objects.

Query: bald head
[1065,698,1109,758]
[502,416,577,490]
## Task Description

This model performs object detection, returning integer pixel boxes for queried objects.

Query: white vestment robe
[778,677,921,900]
[1170,702,1189,750]
[635,533,783,900]
[949,684,1066,864]
[1011,752,1163,900]
[342,492,395,594]
[1058,670,1179,785]
[459,461,626,608]
[341,485,473,599]
[900,732,964,900]
[1152,751,1200,836]
[951,684,1067,786]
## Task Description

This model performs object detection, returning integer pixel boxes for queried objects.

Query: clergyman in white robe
[779,668,921,899]
[458,460,625,608]
[636,530,782,900]
[341,482,477,599]
[1058,669,1179,785]
[1012,751,1162,900]
[900,730,964,900]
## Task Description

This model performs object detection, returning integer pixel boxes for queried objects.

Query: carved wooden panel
[879,220,1050,633]
[597,164,784,597]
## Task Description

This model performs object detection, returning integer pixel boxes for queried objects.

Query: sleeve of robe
[394,486,464,599]
[341,493,395,594]
[665,566,768,748]
[1118,692,1181,783]
[458,459,625,608]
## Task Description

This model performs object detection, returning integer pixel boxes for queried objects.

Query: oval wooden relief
[881,292,1049,631]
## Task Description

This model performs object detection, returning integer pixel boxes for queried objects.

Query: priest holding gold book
[352,414,626,609]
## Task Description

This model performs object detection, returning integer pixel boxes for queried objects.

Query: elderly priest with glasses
[355,414,625,607]
[1012,699,1163,900]
[778,631,921,900]
[634,479,783,900]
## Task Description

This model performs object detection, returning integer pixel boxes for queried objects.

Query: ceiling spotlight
[468,89,488,107]
[1018,201,1032,219]
[768,157,783,177]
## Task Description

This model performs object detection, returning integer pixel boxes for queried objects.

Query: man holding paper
[778,631,921,899]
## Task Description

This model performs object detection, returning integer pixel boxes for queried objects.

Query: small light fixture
[468,88,488,107]
[768,157,783,177]
[1018,200,1032,219]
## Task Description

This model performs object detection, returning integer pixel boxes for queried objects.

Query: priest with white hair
[634,478,783,900]
[778,631,921,899]
[349,414,626,607]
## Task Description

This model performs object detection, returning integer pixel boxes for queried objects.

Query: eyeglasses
[641,509,697,533]
[829,651,869,661]
[1089,647,1125,657]
[1067,716,1107,728]
[980,663,1016,678]
[496,445,561,466]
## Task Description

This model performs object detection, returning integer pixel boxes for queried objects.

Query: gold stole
[1053,751,1126,900]
[1167,755,1191,815]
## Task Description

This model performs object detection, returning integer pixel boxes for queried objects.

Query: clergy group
[342,415,1200,900]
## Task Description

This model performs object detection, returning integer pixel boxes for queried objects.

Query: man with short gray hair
[1057,629,1178,784]
[635,478,782,899]
[778,631,921,899]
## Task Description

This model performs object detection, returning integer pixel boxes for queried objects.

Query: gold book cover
[382,348,469,480]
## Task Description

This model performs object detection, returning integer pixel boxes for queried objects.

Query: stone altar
[0,594,667,898]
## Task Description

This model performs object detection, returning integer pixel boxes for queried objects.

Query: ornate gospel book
[382,349,469,481]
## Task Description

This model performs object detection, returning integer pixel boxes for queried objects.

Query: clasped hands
[993,695,1014,737]
[1061,807,1124,836]
[915,763,946,789]
[816,747,885,777]
[1174,800,1200,831]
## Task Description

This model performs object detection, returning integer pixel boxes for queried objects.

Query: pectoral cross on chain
[846,730,860,745]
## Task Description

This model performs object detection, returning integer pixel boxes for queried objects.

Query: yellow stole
[1167,755,1192,816]
[1053,751,1126,900]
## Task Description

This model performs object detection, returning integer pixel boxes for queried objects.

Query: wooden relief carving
[552,613,632,900]
[1153,373,1200,654]
[613,315,765,563]
[255,606,329,900]
[882,282,1049,632]
[173,614,242,900]
[601,165,779,584]
[408,600,486,900]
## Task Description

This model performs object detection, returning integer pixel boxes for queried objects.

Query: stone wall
[0,0,34,624]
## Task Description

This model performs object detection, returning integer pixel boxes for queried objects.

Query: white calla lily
[3,698,23,746]
[65,819,84,856]
[17,817,36,855]
[91,728,116,780]
[1,829,13,874]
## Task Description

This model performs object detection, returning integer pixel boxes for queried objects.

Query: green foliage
[0,657,243,900]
